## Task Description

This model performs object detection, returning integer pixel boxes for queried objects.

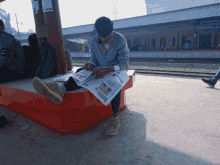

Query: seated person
[27,33,40,54]
[32,16,129,136]
[65,49,73,71]
[23,34,73,77]
[22,33,40,77]
[0,19,25,83]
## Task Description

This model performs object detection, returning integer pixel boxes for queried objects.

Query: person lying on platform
[0,19,25,83]
[202,44,220,87]
[32,16,129,136]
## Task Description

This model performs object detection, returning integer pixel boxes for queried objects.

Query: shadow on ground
[0,73,218,165]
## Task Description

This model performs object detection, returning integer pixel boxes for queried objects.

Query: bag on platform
[32,42,57,79]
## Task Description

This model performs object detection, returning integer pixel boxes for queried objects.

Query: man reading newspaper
[32,16,129,136]
[69,65,129,107]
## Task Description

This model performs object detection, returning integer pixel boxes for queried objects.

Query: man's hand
[84,62,94,71]
[92,68,108,77]
[0,48,11,57]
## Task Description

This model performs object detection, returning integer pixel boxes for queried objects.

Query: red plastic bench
[0,67,135,135]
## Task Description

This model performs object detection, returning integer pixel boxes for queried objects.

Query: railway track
[72,57,220,64]
[134,69,215,78]
[73,64,215,78]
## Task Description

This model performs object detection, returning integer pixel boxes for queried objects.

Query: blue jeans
[211,67,220,84]
[63,67,121,114]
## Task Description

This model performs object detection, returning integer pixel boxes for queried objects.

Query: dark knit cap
[28,34,38,45]
[94,17,113,37]
[28,33,39,50]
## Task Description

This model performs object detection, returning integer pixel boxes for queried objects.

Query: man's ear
[0,26,5,31]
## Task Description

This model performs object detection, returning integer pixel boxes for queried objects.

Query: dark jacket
[22,45,39,76]
[0,31,25,73]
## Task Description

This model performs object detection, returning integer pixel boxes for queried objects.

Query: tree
[0,8,17,35]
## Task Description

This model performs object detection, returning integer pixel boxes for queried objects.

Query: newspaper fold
[71,68,130,106]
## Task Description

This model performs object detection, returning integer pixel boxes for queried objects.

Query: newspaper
[71,70,93,86]
[71,68,130,106]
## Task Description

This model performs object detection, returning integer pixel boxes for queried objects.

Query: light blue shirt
[90,31,129,72]
[103,35,120,71]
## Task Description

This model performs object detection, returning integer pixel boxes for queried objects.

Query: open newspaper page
[79,70,129,106]
[71,70,93,82]
[71,67,107,86]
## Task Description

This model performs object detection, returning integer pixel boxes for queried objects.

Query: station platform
[0,72,219,165]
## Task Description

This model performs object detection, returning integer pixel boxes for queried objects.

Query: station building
[17,3,220,52]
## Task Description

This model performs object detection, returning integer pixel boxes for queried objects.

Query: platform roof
[62,3,220,35]
[15,2,220,41]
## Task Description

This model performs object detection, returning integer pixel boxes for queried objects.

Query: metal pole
[42,0,67,74]
[15,13,20,41]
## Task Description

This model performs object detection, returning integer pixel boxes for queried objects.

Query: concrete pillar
[197,34,200,49]
[148,35,150,50]
[217,32,220,44]
[42,0,67,74]
[192,33,197,50]
[31,0,67,74]
[31,0,48,46]
[175,33,178,50]
[177,32,179,49]
[211,32,215,48]
[177,31,182,50]
[179,32,181,49]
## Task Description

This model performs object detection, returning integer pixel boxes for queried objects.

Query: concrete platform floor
[0,73,220,165]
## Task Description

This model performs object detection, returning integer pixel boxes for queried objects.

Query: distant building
[17,3,220,52]
[145,0,217,14]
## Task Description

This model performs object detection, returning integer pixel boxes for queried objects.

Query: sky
[0,0,218,33]
[0,0,147,33]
